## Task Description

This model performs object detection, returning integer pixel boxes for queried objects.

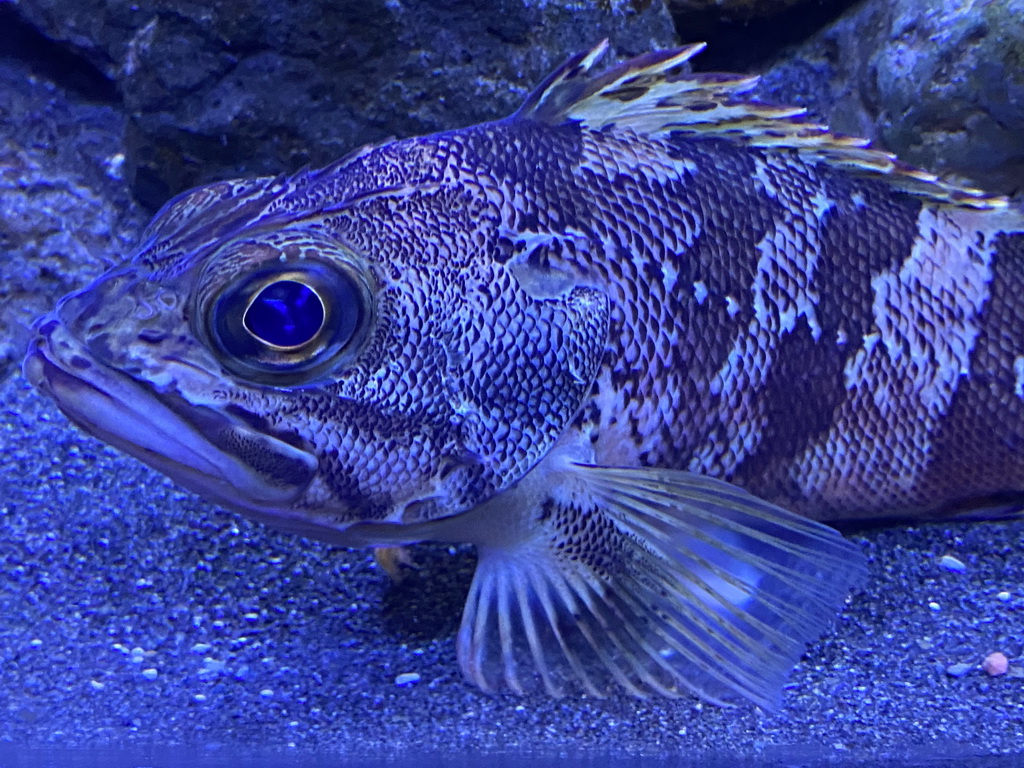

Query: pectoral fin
[457,464,865,708]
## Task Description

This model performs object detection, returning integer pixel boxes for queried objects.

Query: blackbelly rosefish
[25,42,1024,707]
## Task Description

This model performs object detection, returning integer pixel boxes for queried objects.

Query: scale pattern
[460,121,1024,520]
[309,116,1024,521]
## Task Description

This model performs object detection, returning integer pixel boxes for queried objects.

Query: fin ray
[611,567,772,701]
[513,41,1006,209]
[455,465,865,707]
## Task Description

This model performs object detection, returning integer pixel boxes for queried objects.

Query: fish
[24,41,1024,708]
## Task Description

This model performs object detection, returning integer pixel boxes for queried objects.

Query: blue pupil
[244,280,324,348]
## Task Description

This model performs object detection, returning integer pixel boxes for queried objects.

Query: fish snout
[23,312,90,394]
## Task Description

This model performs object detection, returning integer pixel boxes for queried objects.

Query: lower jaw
[24,347,316,517]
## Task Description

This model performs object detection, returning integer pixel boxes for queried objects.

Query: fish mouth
[24,324,319,517]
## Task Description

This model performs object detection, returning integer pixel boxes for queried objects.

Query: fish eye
[205,260,371,385]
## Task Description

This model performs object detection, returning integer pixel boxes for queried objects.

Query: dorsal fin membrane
[515,41,1008,211]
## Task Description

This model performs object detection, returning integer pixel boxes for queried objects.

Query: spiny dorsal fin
[515,41,1008,211]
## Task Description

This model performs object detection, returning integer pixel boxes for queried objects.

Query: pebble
[945,662,973,678]
[141,668,158,680]
[394,672,421,687]
[997,591,1012,602]
[938,555,966,573]
[982,652,1009,677]
[201,657,226,674]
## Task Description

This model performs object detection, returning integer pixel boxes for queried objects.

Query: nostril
[138,329,169,344]
[35,318,60,336]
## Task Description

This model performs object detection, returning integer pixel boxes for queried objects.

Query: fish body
[25,43,1024,706]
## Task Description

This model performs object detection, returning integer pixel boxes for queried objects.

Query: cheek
[294,399,486,523]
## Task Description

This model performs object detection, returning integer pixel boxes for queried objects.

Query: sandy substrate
[1,370,1022,765]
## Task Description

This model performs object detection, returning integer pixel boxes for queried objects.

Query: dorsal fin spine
[514,41,1008,210]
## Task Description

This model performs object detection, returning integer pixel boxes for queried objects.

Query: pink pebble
[982,652,1009,677]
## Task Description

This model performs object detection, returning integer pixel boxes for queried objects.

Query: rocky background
[1,0,1023,760]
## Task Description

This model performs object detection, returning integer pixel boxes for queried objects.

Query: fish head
[25,207,364,538]
[25,155,610,542]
